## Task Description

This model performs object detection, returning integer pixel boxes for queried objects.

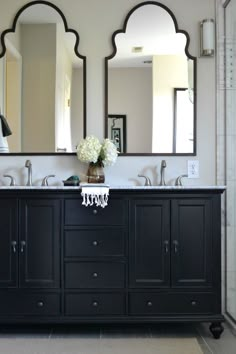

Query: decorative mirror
[105,1,196,155]
[0,0,86,154]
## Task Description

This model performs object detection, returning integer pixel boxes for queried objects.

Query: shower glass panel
[225,0,236,322]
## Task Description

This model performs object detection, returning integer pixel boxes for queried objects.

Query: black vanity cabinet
[171,198,215,288]
[0,198,18,288]
[129,198,170,288]
[63,197,127,317]
[128,192,223,338]
[19,198,60,288]
[0,188,224,338]
[0,194,60,316]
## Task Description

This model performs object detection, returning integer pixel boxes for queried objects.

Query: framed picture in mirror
[108,114,126,153]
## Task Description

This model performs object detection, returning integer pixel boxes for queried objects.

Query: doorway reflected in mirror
[0,1,86,154]
[105,2,196,155]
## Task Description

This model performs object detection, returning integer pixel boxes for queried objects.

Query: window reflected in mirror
[0,2,85,154]
[105,2,196,155]
[174,88,194,153]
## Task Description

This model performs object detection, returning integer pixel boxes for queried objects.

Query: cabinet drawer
[129,292,219,315]
[65,229,125,257]
[64,198,126,226]
[0,292,60,316]
[65,293,125,315]
[65,262,125,288]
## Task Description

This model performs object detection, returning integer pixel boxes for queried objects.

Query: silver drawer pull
[92,240,98,246]
[37,301,44,307]
[92,272,98,278]
[164,240,169,253]
[93,209,98,215]
[191,300,197,306]
[11,241,17,253]
[173,240,178,253]
[20,240,26,253]
[92,301,98,307]
[147,301,153,307]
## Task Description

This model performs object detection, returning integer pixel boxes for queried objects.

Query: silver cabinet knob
[20,240,26,253]
[92,272,98,278]
[191,301,197,306]
[147,301,153,307]
[173,240,179,253]
[92,240,98,246]
[11,241,17,253]
[92,301,98,307]
[93,209,98,215]
[37,301,44,307]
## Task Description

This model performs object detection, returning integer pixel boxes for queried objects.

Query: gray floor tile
[0,322,234,353]
[149,323,198,338]
[196,322,236,354]
[101,324,151,338]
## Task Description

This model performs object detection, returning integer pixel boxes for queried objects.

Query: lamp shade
[200,19,215,57]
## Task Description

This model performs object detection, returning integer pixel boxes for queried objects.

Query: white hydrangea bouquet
[76,135,118,183]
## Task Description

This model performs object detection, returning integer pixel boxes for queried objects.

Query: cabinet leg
[209,322,224,339]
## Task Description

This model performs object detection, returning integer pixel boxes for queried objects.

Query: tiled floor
[0,322,235,353]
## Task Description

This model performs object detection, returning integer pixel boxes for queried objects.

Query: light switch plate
[187,160,199,178]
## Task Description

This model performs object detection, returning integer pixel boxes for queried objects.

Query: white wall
[108,67,152,153]
[71,67,84,151]
[55,22,72,152]
[0,0,216,187]
[21,23,56,152]
[6,57,22,152]
[152,54,188,153]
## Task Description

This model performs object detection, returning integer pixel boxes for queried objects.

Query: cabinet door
[129,199,170,288]
[19,199,60,288]
[0,199,18,288]
[171,199,213,287]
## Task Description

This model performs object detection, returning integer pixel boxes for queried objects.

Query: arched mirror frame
[105,1,197,156]
[0,0,86,155]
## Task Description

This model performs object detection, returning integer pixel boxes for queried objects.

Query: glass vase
[87,162,105,183]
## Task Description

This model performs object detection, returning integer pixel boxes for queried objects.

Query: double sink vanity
[0,183,225,339]
[0,0,224,341]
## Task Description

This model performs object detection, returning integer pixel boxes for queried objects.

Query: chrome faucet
[175,174,188,186]
[3,174,16,186]
[159,160,166,186]
[138,174,152,186]
[25,159,33,186]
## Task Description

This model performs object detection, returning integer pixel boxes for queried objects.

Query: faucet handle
[175,174,188,186]
[3,174,16,186]
[41,174,56,186]
[138,174,152,186]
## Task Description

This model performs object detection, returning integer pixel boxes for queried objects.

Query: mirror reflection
[0,2,85,154]
[105,3,196,155]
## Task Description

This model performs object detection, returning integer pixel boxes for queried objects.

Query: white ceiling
[110,4,187,67]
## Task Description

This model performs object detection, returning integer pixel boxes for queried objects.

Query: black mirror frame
[0,0,86,155]
[104,0,197,156]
